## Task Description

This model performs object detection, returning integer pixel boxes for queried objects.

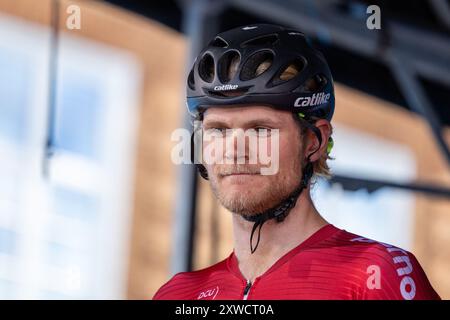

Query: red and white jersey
[153,224,440,300]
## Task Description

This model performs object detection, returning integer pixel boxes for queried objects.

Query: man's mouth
[220,171,260,178]
[216,166,262,178]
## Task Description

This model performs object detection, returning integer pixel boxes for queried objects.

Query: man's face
[202,105,305,218]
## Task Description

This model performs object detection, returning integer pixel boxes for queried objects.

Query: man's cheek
[203,134,227,165]
[205,164,217,178]
[259,132,280,176]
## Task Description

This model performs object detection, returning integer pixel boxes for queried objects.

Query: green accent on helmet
[327,137,334,154]
[298,112,305,118]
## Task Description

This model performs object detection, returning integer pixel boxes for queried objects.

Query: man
[154,24,440,300]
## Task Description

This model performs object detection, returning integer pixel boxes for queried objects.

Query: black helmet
[187,24,335,254]
[187,23,335,122]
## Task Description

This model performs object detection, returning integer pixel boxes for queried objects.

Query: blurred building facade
[0,0,449,299]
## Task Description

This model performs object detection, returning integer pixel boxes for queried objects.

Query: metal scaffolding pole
[389,52,450,170]
[171,0,224,275]
[43,0,60,177]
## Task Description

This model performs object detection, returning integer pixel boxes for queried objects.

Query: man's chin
[220,173,263,186]
[218,190,273,216]
[210,173,283,215]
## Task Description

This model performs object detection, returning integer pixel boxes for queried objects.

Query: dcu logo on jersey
[197,286,219,300]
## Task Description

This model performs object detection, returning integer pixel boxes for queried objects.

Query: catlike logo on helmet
[214,84,239,91]
[294,92,330,107]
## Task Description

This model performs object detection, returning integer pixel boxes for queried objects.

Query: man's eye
[204,128,228,136]
[253,127,271,136]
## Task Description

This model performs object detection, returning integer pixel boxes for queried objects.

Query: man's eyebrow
[202,119,229,128]
[203,117,282,128]
[244,118,282,127]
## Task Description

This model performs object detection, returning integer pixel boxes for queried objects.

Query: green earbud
[327,137,334,154]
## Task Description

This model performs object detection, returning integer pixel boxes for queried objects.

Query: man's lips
[220,172,260,177]
[216,167,262,178]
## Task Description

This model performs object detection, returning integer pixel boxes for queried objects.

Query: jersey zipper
[242,280,252,300]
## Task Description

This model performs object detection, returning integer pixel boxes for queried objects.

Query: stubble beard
[208,157,303,218]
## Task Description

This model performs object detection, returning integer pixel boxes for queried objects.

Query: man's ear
[304,119,332,162]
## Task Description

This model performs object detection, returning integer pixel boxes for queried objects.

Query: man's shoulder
[152,255,231,300]
[308,228,440,300]
[340,229,410,253]
[316,228,419,273]
[314,227,413,259]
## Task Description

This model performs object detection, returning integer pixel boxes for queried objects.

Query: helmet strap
[244,160,314,254]
[243,121,323,254]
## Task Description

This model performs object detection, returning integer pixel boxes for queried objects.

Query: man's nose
[224,129,249,163]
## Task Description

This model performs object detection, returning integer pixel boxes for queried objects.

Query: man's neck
[232,189,328,283]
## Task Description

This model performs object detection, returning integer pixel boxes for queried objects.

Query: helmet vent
[240,51,274,81]
[300,74,328,93]
[241,34,279,48]
[270,58,305,86]
[209,36,228,48]
[280,59,305,80]
[187,68,195,90]
[218,51,240,83]
[198,53,215,83]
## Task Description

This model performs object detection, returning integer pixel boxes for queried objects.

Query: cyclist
[154,24,440,300]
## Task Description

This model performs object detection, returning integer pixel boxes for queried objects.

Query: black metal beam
[43,0,60,177]
[330,175,450,198]
[171,0,225,275]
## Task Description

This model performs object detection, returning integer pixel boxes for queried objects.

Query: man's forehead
[203,105,287,122]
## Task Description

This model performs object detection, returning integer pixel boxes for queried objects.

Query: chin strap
[243,161,314,253]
